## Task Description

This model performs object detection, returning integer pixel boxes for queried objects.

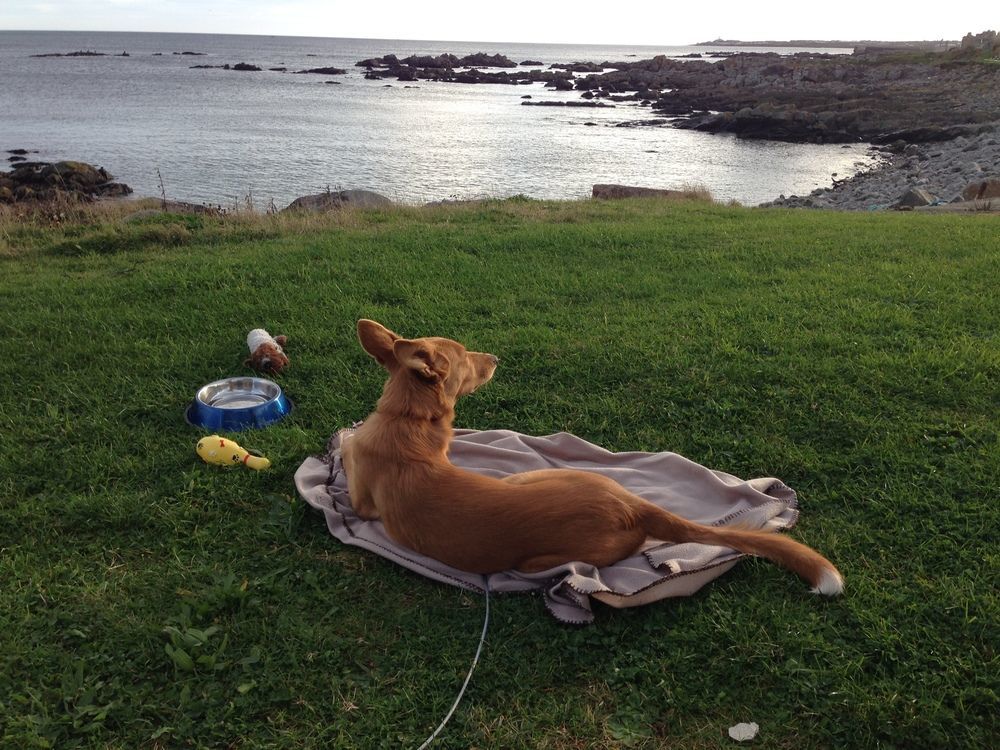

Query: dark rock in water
[592,184,690,199]
[457,52,517,68]
[190,64,226,69]
[7,155,27,162]
[8,149,30,155]
[550,61,603,72]
[324,80,341,85]
[615,118,671,128]
[401,53,459,68]
[269,66,287,72]
[522,100,614,108]
[232,62,262,71]
[31,50,106,58]
[520,59,543,66]
[549,77,575,91]
[521,94,532,99]
[0,159,131,204]
[294,66,347,75]
[283,190,393,212]
[356,54,400,68]
[93,182,133,197]
[174,51,206,55]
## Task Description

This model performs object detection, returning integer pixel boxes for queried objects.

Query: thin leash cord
[415,577,491,750]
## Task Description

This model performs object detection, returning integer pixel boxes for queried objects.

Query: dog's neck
[365,372,455,457]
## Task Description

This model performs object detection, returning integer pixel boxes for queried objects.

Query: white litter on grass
[728,722,760,742]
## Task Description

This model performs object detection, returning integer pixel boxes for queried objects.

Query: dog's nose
[489,354,500,366]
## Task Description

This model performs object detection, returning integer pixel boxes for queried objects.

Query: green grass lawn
[1,199,997,749]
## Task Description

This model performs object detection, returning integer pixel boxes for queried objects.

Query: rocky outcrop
[563,46,1000,144]
[459,53,517,68]
[960,177,1000,200]
[191,63,262,71]
[960,30,999,53]
[357,52,516,70]
[282,190,392,212]
[551,62,604,72]
[0,160,132,204]
[354,52,570,86]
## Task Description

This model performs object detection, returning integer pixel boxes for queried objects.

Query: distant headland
[694,38,956,51]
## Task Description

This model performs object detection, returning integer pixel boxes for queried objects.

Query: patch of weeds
[179,572,253,621]
[162,607,230,675]
[150,581,266,747]
[130,211,206,231]
[48,224,193,256]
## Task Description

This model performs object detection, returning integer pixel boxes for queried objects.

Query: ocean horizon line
[0,28,861,51]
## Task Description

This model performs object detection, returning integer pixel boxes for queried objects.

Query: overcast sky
[1,1,994,45]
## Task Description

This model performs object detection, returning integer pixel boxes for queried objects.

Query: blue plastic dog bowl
[186,377,292,431]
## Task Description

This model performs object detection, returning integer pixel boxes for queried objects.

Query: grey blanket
[294,427,800,624]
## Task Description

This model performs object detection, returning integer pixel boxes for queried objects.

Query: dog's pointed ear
[393,339,450,382]
[357,319,401,367]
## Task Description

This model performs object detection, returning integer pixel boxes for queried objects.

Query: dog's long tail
[637,504,844,595]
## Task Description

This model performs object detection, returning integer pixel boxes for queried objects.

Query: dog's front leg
[341,438,381,520]
[348,482,380,520]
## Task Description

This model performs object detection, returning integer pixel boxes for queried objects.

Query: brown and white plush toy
[245,328,289,374]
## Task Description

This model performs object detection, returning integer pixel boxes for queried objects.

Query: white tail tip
[811,568,844,596]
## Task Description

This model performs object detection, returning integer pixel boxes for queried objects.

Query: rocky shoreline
[762,126,1000,210]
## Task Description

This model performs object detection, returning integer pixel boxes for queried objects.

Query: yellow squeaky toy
[197,435,271,471]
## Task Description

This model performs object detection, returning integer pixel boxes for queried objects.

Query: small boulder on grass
[282,190,392,212]
[592,183,711,201]
[895,187,935,209]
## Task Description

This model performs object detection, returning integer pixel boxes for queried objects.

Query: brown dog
[343,320,843,595]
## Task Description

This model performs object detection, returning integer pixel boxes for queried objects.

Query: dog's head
[357,319,498,404]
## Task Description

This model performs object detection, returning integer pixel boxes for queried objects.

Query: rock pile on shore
[0,158,132,204]
[761,126,1000,210]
